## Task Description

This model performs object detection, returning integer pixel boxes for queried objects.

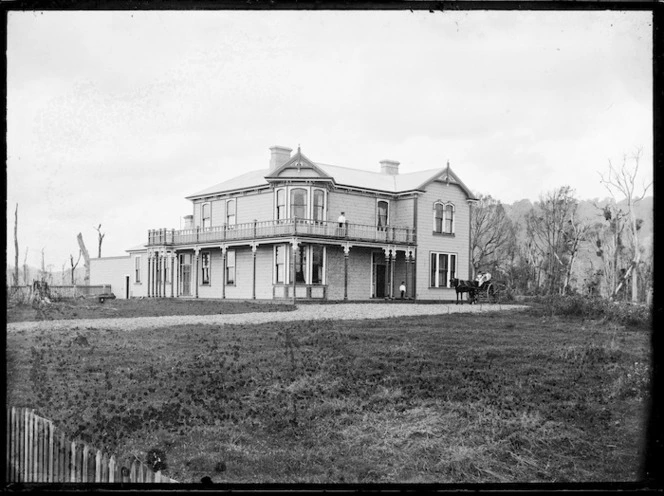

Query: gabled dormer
[415,162,476,200]
[265,146,336,188]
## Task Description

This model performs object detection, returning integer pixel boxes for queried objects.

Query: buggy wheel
[487,283,497,303]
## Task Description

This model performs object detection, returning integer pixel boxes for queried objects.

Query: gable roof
[186,154,475,200]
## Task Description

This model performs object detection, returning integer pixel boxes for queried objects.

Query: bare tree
[470,195,516,279]
[561,205,590,295]
[94,224,105,258]
[22,247,29,285]
[61,262,67,285]
[593,202,628,298]
[13,203,19,287]
[70,251,82,285]
[40,248,47,283]
[599,148,652,302]
[77,233,91,285]
[526,186,588,295]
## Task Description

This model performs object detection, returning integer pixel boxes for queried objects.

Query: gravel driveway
[6,303,528,333]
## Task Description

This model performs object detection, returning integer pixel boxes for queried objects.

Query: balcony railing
[147,218,416,247]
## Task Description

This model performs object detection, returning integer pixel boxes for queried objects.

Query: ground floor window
[275,246,286,283]
[311,245,324,284]
[201,252,210,285]
[179,253,192,296]
[294,246,307,283]
[134,256,141,283]
[275,244,326,284]
[226,250,236,285]
[430,252,456,288]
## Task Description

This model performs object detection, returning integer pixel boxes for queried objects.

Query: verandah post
[291,240,298,303]
[194,248,200,299]
[221,246,227,300]
[343,244,350,301]
[251,243,257,300]
[170,251,175,298]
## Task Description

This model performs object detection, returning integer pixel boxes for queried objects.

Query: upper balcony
[147,218,416,248]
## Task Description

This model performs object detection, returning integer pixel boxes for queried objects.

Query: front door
[372,252,387,298]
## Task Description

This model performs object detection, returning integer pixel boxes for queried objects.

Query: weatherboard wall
[414,180,471,300]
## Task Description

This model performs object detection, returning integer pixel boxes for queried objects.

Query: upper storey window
[290,188,308,220]
[275,186,327,221]
[444,204,455,234]
[377,200,389,229]
[433,202,455,234]
[226,199,236,226]
[313,189,325,222]
[201,203,211,229]
[276,189,286,220]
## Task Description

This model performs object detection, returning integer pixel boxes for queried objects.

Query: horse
[450,278,478,304]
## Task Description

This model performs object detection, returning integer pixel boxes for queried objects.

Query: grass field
[6,297,294,323]
[5,302,651,483]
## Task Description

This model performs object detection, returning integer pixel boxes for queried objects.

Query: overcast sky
[7,9,653,270]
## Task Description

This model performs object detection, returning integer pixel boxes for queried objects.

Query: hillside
[500,195,653,293]
[6,265,88,287]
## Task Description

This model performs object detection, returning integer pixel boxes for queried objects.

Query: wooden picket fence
[6,407,177,484]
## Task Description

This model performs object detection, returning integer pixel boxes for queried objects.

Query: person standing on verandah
[337,211,347,236]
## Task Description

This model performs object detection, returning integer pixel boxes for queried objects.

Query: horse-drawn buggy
[450,273,505,304]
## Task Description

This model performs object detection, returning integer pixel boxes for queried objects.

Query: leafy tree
[526,186,589,295]
[470,195,516,279]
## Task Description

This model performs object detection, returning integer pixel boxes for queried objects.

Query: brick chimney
[380,160,400,175]
[269,146,293,171]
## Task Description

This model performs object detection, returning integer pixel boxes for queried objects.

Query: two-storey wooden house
[90,146,477,301]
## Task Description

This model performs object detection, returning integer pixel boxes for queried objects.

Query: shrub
[529,295,652,329]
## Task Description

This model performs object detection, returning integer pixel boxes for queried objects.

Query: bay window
[290,188,307,220]
[313,189,325,222]
[276,189,286,220]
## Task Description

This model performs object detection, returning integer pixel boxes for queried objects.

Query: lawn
[5,305,651,484]
[6,297,294,323]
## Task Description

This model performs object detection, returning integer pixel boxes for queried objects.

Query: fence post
[37,416,44,482]
[29,409,36,482]
[48,420,54,482]
[101,452,108,482]
[96,449,102,482]
[70,441,77,482]
[108,455,116,483]
[61,432,69,483]
[6,407,12,482]
[129,460,137,482]
[82,444,89,483]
